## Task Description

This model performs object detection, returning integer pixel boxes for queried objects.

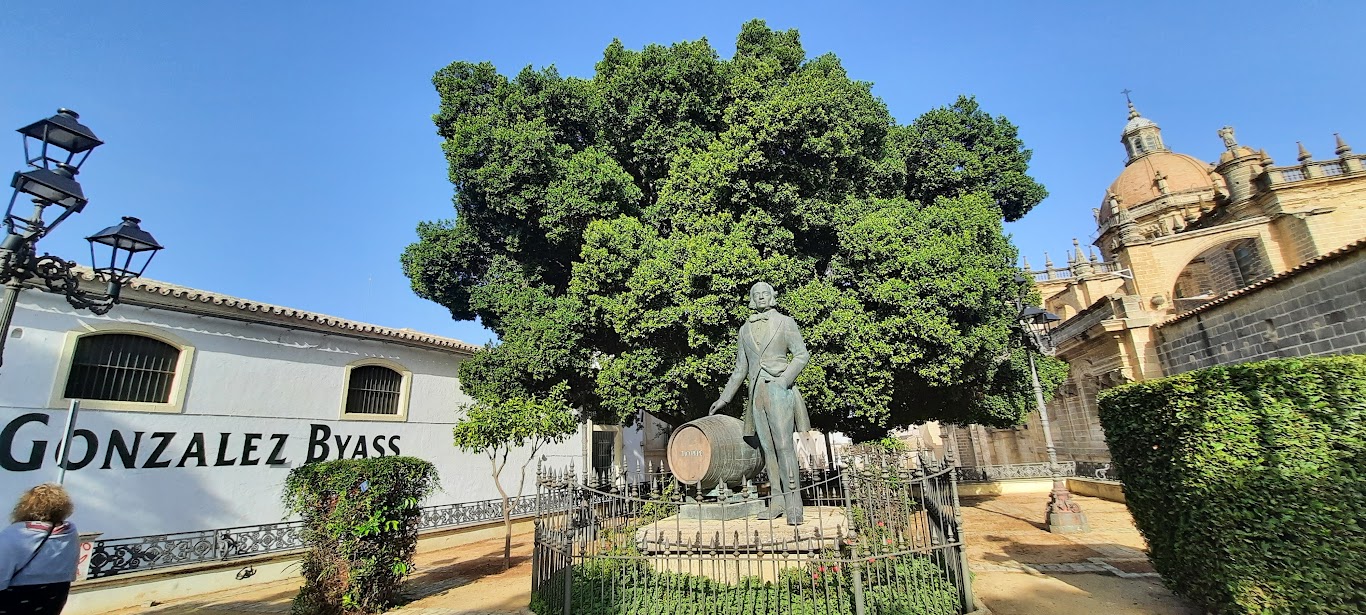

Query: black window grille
[592,431,615,470]
[64,334,180,403]
[345,365,403,415]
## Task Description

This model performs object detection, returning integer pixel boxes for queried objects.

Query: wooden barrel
[666,415,763,489]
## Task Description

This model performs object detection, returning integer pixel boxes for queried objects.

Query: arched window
[344,365,404,415]
[64,334,181,403]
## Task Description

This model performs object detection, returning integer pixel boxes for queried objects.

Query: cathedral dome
[1100,151,1215,223]
[1123,115,1157,135]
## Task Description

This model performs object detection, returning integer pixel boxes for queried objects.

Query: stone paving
[962,493,1160,578]
[963,493,1200,615]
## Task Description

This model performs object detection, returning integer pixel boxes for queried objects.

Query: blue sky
[3,1,1362,346]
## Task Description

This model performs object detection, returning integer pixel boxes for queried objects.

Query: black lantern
[1019,305,1061,352]
[86,216,163,299]
[6,165,87,235]
[6,108,101,239]
[0,110,166,368]
[17,109,103,171]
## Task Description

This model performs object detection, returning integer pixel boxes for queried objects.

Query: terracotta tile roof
[74,268,482,355]
[1157,237,1366,328]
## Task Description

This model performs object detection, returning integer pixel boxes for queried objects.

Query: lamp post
[0,109,164,367]
[1013,272,1089,533]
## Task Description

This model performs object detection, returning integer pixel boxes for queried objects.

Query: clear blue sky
[3,1,1362,346]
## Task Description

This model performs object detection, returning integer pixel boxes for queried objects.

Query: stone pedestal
[678,499,765,521]
[1047,511,1091,534]
[1045,483,1090,534]
[633,506,848,582]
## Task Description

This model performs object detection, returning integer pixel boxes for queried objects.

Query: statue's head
[748,282,777,310]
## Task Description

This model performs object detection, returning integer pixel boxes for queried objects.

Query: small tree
[452,382,577,568]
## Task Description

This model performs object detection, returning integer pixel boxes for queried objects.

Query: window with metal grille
[344,365,403,415]
[592,431,615,471]
[64,334,180,403]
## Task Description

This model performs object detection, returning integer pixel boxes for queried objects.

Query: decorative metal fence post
[946,430,975,611]
[839,463,867,615]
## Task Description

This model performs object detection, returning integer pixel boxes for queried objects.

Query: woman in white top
[0,484,79,615]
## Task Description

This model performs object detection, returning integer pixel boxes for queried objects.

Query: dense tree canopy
[404,20,1060,438]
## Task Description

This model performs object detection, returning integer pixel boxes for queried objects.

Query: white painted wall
[0,291,586,539]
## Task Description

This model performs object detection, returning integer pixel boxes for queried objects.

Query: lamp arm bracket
[33,255,116,315]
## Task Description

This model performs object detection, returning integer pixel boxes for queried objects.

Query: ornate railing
[954,461,1076,483]
[1266,156,1365,186]
[87,494,543,580]
[1074,460,1120,482]
[1026,260,1122,283]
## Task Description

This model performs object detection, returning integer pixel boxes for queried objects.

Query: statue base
[678,500,765,521]
[633,506,847,583]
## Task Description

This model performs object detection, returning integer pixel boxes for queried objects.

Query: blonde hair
[11,484,73,524]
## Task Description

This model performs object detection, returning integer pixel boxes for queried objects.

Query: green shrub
[282,456,439,615]
[531,554,959,615]
[1098,355,1366,614]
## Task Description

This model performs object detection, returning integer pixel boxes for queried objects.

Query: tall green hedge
[1098,355,1366,614]
[282,456,439,615]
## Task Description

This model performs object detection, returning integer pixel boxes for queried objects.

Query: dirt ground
[107,493,1202,615]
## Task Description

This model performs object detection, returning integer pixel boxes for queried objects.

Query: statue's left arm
[780,317,809,389]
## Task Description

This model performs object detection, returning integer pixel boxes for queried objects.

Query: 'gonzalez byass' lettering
[0,414,400,472]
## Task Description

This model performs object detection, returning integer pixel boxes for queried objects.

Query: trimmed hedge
[1098,355,1366,614]
[282,456,439,615]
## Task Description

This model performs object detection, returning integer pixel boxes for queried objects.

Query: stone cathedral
[957,99,1366,469]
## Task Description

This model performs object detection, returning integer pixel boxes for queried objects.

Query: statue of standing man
[710,282,811,525]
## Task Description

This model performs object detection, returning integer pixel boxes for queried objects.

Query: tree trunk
[490,453,512,570]
[502,500,512,570]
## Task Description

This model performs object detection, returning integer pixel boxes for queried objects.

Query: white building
[0,273,640,565]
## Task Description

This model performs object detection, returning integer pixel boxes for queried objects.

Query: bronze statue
[709,282,811,524]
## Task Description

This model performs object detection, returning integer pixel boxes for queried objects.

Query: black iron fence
[531,447,972,615]
[86,494,540,579]
[953,460,1121,483]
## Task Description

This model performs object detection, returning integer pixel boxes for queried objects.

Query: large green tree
[405,21,1059,439]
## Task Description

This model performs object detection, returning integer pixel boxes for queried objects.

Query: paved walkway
[963,493,1201,615]
[108,493,1200,615]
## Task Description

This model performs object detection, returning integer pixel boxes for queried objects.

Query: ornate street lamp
[1013,272,1089,533]
[0,109,165,367]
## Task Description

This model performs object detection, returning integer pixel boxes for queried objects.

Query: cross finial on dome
[1122,89,1140,120]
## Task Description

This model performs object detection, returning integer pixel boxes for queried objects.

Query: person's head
[748,282,777,310]
[11,484,73,524]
